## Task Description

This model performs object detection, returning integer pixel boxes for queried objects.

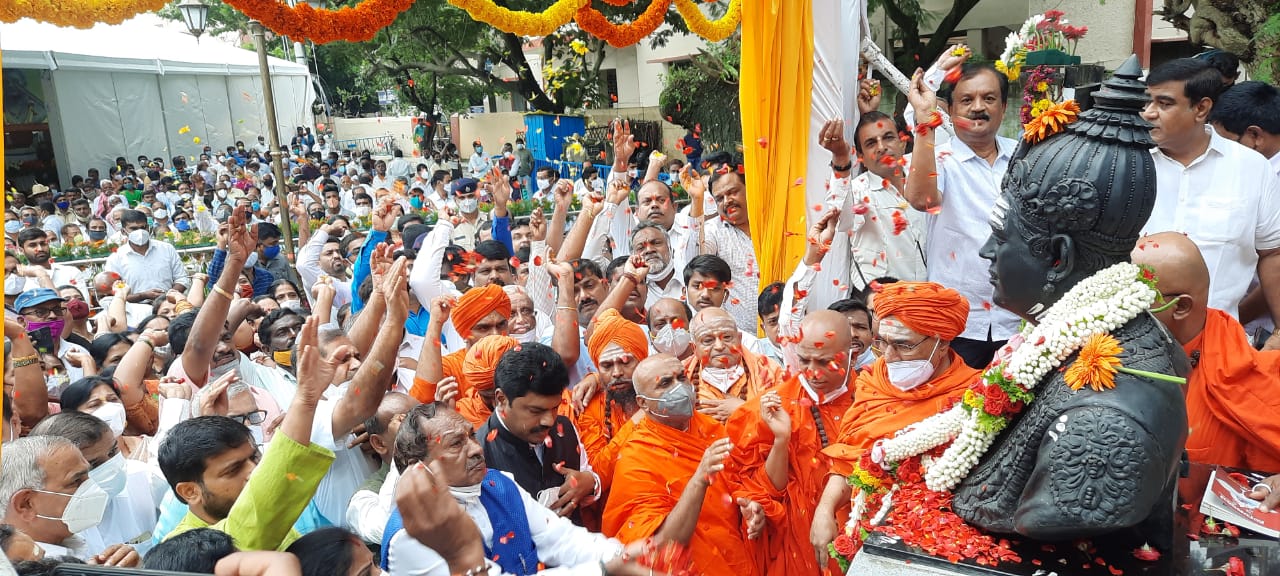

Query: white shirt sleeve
[297,229,329,305]
[582,205,617,267]
[522,482,623,568]
[346,489,388,544]
[408,221,462,308]
[526,240,556,320]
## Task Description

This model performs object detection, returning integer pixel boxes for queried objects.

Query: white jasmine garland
[868,263,1156,492]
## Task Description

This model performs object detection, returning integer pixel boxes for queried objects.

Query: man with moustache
[904,63,1020,369]
[477,343,599,522]
[630,223,684,308]
[578,309,651,490]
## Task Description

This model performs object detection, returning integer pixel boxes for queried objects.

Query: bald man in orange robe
[686,308,784,424]
[410,284,511,403]
[604,354,769,576]
[1133,232,1280,472]
[811,281,979,560]
[726,310,857,576]
[578,309,649,490]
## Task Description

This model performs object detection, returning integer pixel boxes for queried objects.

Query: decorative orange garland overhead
[446,0,743,47]
[1,0,166,29]
[223,0,415,44]
[445,0,586,37]
[575,0,672,48]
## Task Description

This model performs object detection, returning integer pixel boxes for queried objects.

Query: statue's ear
[1048,234,1075,283]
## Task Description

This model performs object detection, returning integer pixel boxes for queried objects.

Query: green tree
[659,39,741,151]
[1161,0,1280,82]
[874,0,981,76]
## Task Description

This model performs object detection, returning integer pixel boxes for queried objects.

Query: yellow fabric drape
[741,0,813,287]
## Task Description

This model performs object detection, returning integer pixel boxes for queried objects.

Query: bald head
[633,354,685,399]
[799,310,853,352]
[794,310,855,394]
[648,297,690,330]
[1130,232,1210,345]
[1131,232,1209,305]
[691,307,736,335]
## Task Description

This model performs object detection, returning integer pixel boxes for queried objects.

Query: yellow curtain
[741,0,813,287]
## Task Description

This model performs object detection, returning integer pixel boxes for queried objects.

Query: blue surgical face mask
[410,196,422,210]
[251,201,261,211]
[147,217,155,228]
[5,221,20,234]
[262,244,281,260]
[56,201,69,211]
[175,220,191,232]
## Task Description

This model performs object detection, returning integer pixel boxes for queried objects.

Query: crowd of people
[2,44,1280,576]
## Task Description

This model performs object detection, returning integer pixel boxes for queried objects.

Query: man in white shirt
[1208,80,1280,347]
[385,149,413,181]
[630,223,684,309]
[103,210,189,303]
[904,62,1020,368]
[820,112,927,291]
[1141,58,1280,351]
[467,141,492,179]
[383,403,625,576]
[700,168,759,333]
[16,229,89,299]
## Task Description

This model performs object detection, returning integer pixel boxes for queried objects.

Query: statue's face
[979,195,1054,321]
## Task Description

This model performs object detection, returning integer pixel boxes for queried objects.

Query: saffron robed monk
[1132,232,1280,472]
[727,310,857,576]
[603,354,768,576]
[578,308,651,489]
[811,281,978,559]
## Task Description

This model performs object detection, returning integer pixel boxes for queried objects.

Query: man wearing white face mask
[810,281,978,560]
[685,308,783,425]
[31,412,163,556]
[0,436,140,566]
[104,210,188,303]
[630,223,684,309]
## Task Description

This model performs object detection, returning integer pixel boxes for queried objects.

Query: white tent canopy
[2,15,314,186]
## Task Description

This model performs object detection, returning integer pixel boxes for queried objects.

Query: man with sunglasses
[14,288,90,399]
[810,280,979,566]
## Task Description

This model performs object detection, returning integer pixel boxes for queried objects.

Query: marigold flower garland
[1023,100,1081,144]
[673,0,743,42]
[836,262,1166,565]
[448,0,742,47]
[224,0,416,44]
[2,0,166,29]
[447,0,587,38]
[574,0,672,48]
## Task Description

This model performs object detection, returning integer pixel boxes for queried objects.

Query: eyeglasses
[23,306,67,320]
[871,336,931,356]
[229,410,267,426]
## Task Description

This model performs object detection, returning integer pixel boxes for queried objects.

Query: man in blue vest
[380,403,624,575]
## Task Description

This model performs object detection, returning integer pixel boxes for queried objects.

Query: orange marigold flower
[1065,333,1124,392]
[1023,100,1082,144]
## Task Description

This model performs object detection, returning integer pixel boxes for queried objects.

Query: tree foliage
[1161,0,1280,82]
[659,39,741,150]
[871,0,980,77]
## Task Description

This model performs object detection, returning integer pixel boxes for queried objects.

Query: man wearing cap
[810,281,979,562]
[14,288,91,399]
[449,178,489,251]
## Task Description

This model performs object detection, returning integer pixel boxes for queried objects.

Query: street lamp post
[177,0,295,259]
[251,21,296,259]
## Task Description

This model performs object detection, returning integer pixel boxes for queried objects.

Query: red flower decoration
[833,534,857,556]
[895,457,924,484]
[1132,544,1160,562]
[1226,557,1245,576]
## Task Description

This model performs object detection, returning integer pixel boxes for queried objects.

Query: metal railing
[332,135,397,156]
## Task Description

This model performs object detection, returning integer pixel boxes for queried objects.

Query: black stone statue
[952,55,1190,549]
